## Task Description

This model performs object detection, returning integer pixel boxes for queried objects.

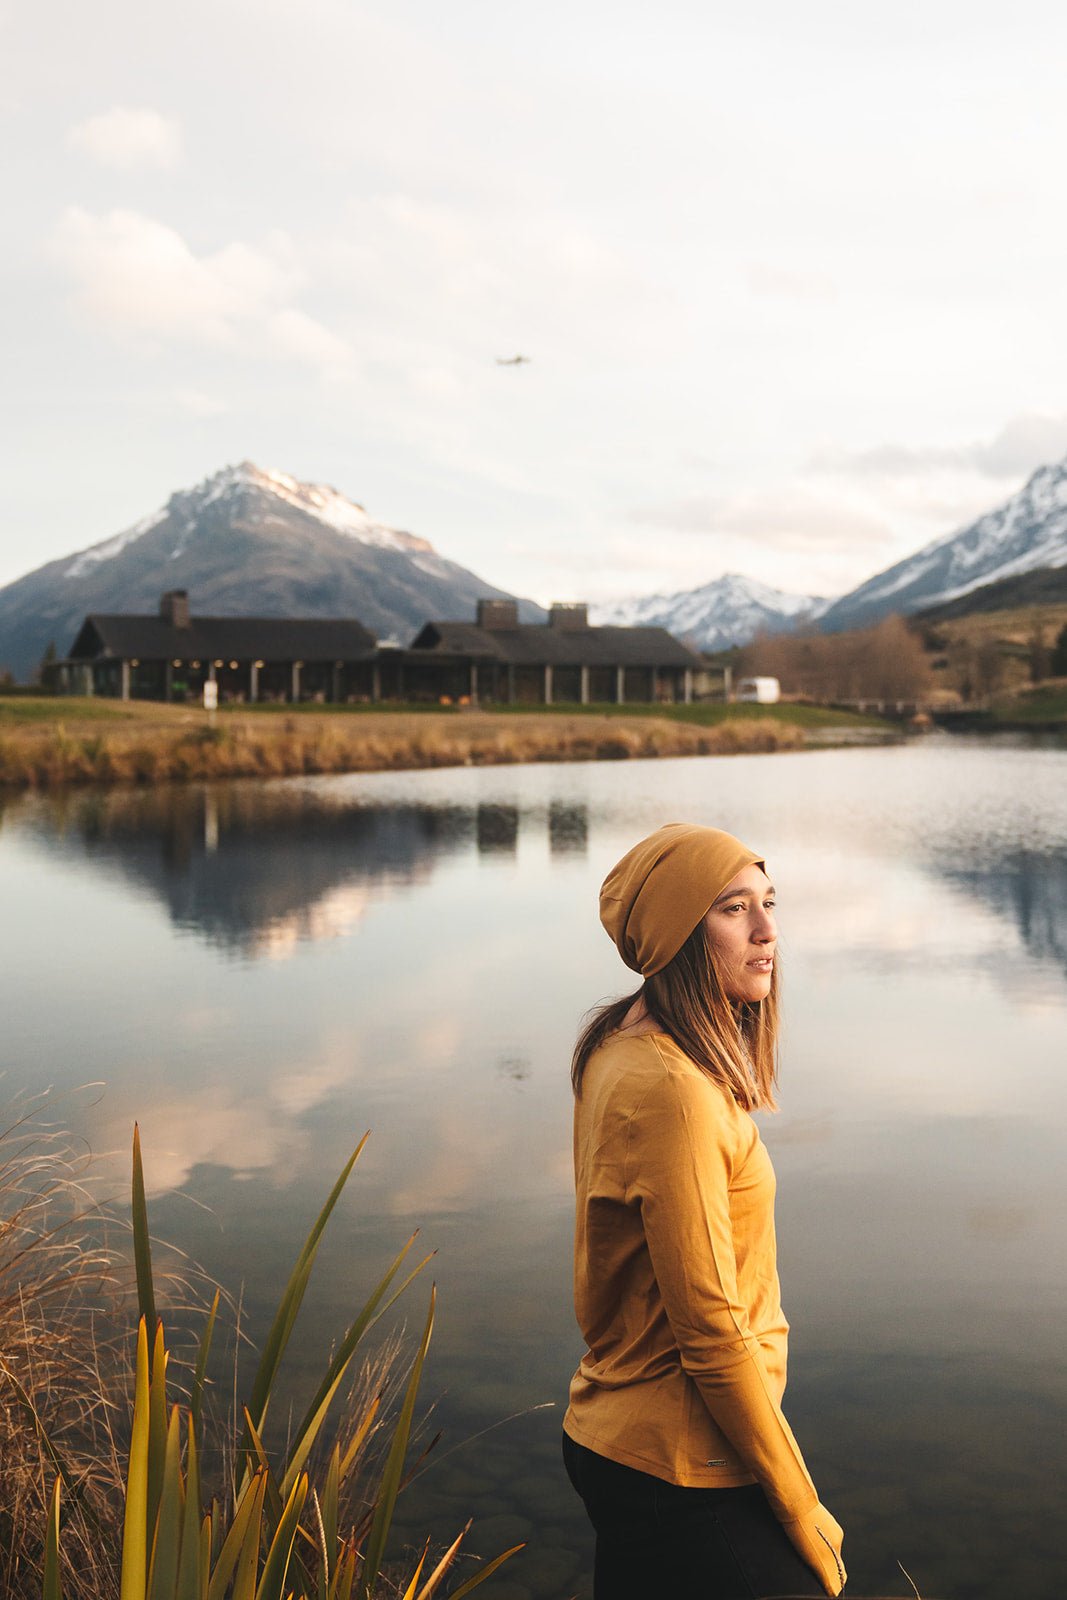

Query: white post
[544,664,553,705]
[470,661,479,704]
[291,662,301,702]
[249,662,259,703]
[616,665,625,705]
[580,664,590,705]
[120,659,131,701]
[683,668,693,705]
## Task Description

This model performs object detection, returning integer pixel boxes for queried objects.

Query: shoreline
[0,700,899,790]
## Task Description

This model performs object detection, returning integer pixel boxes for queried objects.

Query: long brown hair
[571,920,780,1111]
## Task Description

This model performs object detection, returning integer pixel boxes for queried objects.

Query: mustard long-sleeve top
[564,1030,822,1520]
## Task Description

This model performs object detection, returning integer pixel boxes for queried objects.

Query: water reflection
[947,850,1067,979]
[14,787,589,958]
[2,745,1067,1598]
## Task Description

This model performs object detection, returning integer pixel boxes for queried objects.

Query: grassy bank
[988,682,1067,725]
[0,698,888,790]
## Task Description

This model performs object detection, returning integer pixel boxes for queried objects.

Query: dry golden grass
[0,706,808,789]
[0,1096,125,1597]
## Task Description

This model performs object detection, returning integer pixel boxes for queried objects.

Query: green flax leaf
[254,1472,308,1600]
[131,1125,158,1337]
[148,1407,184,1600]
[43,1478,63,1600]
[239,1137,369,1478]
[191,1290,220,1443]
[120,1317,152,1600]
[357,1285,435,1600]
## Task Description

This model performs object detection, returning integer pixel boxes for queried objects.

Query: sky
[5,0,1067,606]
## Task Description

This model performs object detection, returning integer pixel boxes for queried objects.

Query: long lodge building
[59,591,704,707]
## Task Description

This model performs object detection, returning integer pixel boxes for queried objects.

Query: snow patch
[64,508,166,578]
[593,572,826,651]
[179,461,433,554]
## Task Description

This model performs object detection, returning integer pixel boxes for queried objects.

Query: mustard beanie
[600,822,764,977]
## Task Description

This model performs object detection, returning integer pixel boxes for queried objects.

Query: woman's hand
[780,1502,846,1596]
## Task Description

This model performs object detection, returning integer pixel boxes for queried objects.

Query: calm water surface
[1,738,1065,1599]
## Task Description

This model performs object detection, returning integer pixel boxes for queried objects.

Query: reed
[0,1110,521,1599]
[0,1094,124,1595]
[0,710,808,790]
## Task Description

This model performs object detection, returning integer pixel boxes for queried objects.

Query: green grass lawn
[0,696,132,723]
[990,684,1067,723]
[0,694,889,731]
[467,699,890,729]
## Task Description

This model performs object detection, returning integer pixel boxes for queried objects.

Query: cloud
[51,208,350,374]
[809,411,1067,483]
[267,307,350,372]
[626,488,894,555]
[173,388,229,417]
[68,106,182,170]
[745,262,837,301]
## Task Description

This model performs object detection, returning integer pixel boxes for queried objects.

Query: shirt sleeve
[627,1063,819,1521]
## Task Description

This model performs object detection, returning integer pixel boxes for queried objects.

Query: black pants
[562,1433,825,1600]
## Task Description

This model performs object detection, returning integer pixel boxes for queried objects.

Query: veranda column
[580,664,590,704]
[683,667,693,705]
[615,665,625,705]
[470,661,479,704]
[543,664,553,704]
[291,661,301,702]
[120,659,131,701]
[249,661,259,703]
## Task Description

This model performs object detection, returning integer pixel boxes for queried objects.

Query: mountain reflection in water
[15,786,589,958]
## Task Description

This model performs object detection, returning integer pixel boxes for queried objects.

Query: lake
[1,736,1065,1599]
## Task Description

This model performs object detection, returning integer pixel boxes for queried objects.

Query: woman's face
[702,864,777,1003]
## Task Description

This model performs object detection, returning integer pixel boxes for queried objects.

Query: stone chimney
[160,590,190,628]
[548,602,588,630]
[476,599,519,629]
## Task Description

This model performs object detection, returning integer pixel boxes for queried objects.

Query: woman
[562,823,846,1599]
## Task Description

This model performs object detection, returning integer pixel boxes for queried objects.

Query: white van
[736,676,781,704]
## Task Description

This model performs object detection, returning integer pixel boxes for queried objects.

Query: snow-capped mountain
[821,455,1067,632]
[0,462,542,681]
[592,573,828,652]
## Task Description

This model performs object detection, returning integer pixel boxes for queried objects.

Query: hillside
[821,455,1067,631]
[0,463,543,682]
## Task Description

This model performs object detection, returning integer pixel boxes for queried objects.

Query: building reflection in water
[17,787,589,958]
[475,802,519,855]
[549,801,589,856]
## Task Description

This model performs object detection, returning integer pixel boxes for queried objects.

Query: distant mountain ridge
[592,573,827,652]
[820,456,1067,632]
[0,462,543,681]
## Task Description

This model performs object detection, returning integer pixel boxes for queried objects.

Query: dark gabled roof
[67,614,378,663]
[410,620,703,668]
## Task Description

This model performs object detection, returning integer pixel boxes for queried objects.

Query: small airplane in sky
[495,354,531,366]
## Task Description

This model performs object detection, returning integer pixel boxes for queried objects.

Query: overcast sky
[4,0,1067,605]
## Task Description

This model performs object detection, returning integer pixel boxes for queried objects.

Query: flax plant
[9,1121,521,1600]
